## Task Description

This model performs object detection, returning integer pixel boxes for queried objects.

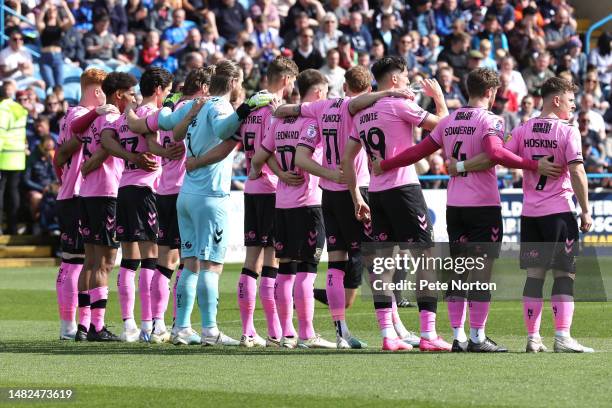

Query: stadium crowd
[0,0,610,236]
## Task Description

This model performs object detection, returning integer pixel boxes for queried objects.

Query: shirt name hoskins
[276,130,300,140]
[524,139,558,148]
[444,126,477,136]
[359,112,378,124]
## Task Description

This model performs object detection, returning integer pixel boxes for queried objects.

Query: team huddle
[53,55,594,353]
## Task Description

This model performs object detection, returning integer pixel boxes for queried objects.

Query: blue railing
[585,14,612,54]
[231,173,612,182]
[0,0,40,57]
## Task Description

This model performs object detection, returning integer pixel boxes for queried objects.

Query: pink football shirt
[57,105,89,200]
[351,97,428,192]
[157,99,187,196]
[261,116,322,209]
[300,98,370,190]
[79,113,124,198]
[240,105,278,194]
[505,117,583,217]
[116,104,161,190]
[430,107,504,206]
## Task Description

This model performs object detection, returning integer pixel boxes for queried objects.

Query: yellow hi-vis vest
[0,98,28,171]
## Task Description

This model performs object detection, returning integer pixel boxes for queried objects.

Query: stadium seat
[62,82,82,105]
[63,64,83,84]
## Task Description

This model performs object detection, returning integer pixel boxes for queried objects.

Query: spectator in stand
[564,38,587,80]
[163,9,195,51]
[316,12,343,56]
[140,30,160,67]
[499,55,527,102]
[478,39,497,70]
[69,0,93,32]
[117,32,140,66]
[492,94,519,135]
[578,111,606,160]
[36,0,75,90]
[578,71,606,112]
[284,0,325,37]
[588,33,611,89]
[148,0,175,34]
[283,11,311,51]
[405,0,435,38]
[23,135,58,235]
[250,15,282,64]
[488,0,515,32]
[125,0,150,37]
[372,0,404,32]
[292,27,324,71]
[578,93,606,141]
[508,6,544,67]
[0,28,44,90]
[42,93,64,135]
[498,72,519,112]
[174,51,204,83]
[240,56,261,97]
[435,0,462,38]
[214,0,253,43]
[473,13,509,59]
[544,7,576,60]
[517,94,540,123]
[320,48,345,98]
[337,35,357,69]
[84,13,122,68]
[152,40,179,73]
[61,25,86,68]
[431,65,465,112]
[372,12,401,56]
[250,0,281,29]
[422,154,448,189]
[370,38,385,65]
[395,34,419,75]
[344,11,372,53]
[177,28,205,63]
[521,51,554,95]
[438,32,470,81]
[181,0,217,29]
[28,115,56,164]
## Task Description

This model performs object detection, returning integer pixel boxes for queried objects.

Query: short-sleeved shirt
[300,98,369,191]
[113,104,161,190]
[240,106,278,194]
[79,113,124,198]
[57,106,89,200]
[429,106,504,207]
[351,97,428,193]
[157,100,188,196]
[505,117,583,217]
[261,116,322,209]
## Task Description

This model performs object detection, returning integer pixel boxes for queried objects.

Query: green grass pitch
[1,264,611,407]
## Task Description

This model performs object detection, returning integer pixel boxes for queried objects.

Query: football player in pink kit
[250,69,336,349]
[504,77,593,353]
[236,57,303,348]
[78,72,141,341]
[53,68,118,340]
[99,67,172,343]
[273,65,416,349]
[374,68,562,352]
[343,56,450,352]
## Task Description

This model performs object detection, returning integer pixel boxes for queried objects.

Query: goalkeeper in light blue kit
[139,60,276,345]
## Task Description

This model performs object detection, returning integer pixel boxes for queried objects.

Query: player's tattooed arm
[295,145,345,184]
[273,104,301,118]
[125,103,150,134]
[173,98,206,142]
[342,139,370,222]
[185,139,238,172]
[101,129,158,172]
[348,89,415,116]
[569,162,592,233]
[55,136,82,167]
[80,148,109,176]
[249,148,272,180]
[448,153,495,176]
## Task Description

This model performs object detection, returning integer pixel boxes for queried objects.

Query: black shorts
[520,212,579,273]
[80,196,119,248]
[116,185,158,242]
[274,206,325,264]
[322,188,371,252]
[244,193,275,247]
[57,197,84,254]
[369,185,433,247]
[447,206,503,258]
[157,193,180,249]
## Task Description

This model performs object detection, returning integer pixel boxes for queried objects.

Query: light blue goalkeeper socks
[197,271,220,328]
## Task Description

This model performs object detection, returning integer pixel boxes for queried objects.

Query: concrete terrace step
[0,245,53,259]
[0,257,59,268]
[0,235,59,246]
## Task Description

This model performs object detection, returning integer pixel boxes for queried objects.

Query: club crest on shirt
[305,124,318,139]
